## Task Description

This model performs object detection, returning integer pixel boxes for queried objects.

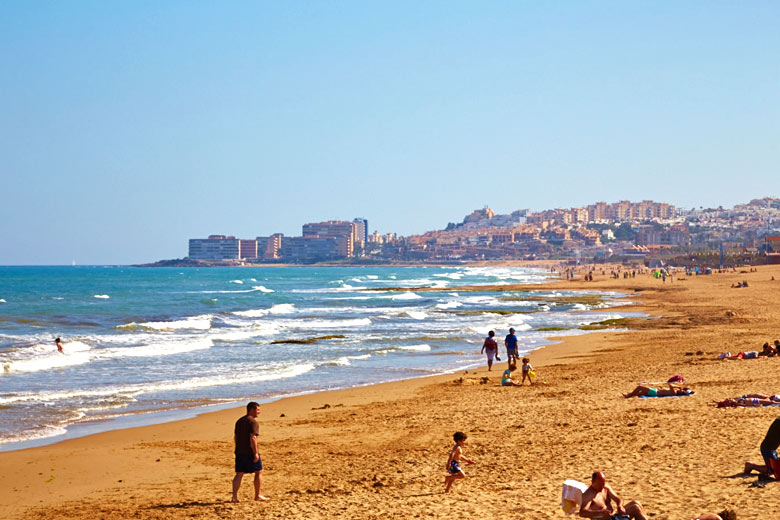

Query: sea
[0,265,637,451]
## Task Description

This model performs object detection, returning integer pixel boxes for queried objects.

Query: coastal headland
[2,265,780,519]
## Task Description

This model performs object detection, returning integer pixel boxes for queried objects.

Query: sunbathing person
[623,383,693,398]
[579,471,647,519]
[716,397,779,408]
[718,351,759,360]
[759,343,777,357]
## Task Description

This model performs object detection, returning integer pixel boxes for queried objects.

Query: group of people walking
[480,327,534,386]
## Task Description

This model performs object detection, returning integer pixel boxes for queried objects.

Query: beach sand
[2,265,780,519]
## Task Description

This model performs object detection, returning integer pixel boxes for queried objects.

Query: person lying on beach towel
[718,351,759,360]
[622,383,693,398]
[716,394,780,408]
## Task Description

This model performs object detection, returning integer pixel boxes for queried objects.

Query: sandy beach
[2,265,780,519]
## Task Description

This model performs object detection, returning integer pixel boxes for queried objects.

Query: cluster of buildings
[389,198,780,264]
[189,218,373,263]
[186,197,780,265]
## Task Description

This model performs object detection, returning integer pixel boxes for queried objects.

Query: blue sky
[1,1,778,264]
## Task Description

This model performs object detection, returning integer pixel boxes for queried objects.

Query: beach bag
[561,479,587,514]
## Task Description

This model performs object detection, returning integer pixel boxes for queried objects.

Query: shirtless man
[579,471,647,520]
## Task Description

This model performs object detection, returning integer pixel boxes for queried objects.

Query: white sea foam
[0,363,318,406]
[136,316,213,331]
[230,279,244,284]
[0,299,6,303]
[398,344,431,351]
[194,286,274,294]
[233,303,295,318]
[0,337,216,374]
[0,424,69,445]
[434,272,464,280]
[391,292,422,300]
[377,344,432,355]
[328,354,371,366]
[366,275,379,279]
[93,294,110,299]
[3,350,92,373]
[404,311,428,320]
[435,301,461,309]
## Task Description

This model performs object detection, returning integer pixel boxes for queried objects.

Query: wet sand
[2,264,780,519]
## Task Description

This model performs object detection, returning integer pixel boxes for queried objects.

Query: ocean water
[0,265,635,450]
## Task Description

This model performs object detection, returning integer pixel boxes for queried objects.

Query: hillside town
[182,197,780,266]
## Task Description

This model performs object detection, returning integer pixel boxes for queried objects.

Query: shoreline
[0,284,637,452]
[3,265,780,519]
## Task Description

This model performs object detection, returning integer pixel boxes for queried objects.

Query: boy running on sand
[444,431,475,492]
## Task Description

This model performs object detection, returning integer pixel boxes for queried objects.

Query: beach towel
[561,479,588,514]
[639,393,693,398]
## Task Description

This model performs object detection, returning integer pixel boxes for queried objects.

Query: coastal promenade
[2,265,779,519]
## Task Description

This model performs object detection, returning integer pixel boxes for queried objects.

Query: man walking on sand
[232,401,269,502]
[579,471,647,519]
[504,327,519,367]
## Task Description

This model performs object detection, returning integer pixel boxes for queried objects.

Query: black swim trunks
[235,453,263,473]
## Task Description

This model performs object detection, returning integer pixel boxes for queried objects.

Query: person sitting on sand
[743,417,780,478]
[444,431,475,493]
[693,510,737,520]
[501,363,522,387]
[579,471,647,520]
[481,330,498,371]
[623,382,693,398]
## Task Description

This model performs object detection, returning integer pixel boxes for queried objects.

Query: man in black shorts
[231,401,268,502]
